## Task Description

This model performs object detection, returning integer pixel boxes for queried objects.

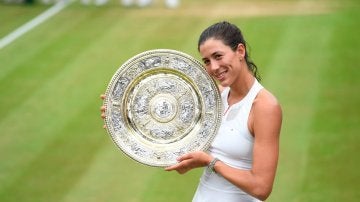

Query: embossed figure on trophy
[180,101,194,123]
[112,77,129,99]
[134,95,149,117]
[156,79,177,92]
[154,100,172,119]
[150,94,177,123]
[111,109,123,132]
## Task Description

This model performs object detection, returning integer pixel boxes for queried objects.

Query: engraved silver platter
[103,49,222,167]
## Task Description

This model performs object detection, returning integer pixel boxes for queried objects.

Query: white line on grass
[0,0,73,50]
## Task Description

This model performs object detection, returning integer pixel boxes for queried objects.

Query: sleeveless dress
[192,80,263,202]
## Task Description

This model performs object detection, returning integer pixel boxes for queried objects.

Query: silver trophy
[103,49,222,167]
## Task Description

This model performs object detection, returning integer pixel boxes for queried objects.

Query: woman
[101,21,282,201]
[164,21,282,201]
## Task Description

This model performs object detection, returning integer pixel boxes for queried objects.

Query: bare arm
[215,89,282,200]
[165,89,282,201]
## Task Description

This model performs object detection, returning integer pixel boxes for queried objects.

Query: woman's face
[199,38,244,87]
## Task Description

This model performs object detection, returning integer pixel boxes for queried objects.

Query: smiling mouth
[215,70,227,80]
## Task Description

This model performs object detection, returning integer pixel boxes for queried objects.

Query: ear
[236,43,246,59]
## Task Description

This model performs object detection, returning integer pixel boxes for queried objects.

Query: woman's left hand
[164,151,212,174]
[100,94,106,129]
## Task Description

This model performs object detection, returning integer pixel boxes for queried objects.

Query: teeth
[217,72,225,78]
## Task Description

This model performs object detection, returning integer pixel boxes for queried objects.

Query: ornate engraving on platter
[103,49,222,167]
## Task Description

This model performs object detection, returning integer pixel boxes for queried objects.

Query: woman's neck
[228,72,255,106]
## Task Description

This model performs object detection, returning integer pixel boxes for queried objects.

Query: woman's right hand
[164,151,213,174]
[100,94,106,129]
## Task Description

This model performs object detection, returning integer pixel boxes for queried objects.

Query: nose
[209,60,220,72]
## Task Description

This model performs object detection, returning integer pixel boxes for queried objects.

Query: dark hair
[197,21,261,81]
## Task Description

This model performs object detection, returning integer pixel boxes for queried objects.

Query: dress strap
[242,79,263,118]
[247,79,263,103]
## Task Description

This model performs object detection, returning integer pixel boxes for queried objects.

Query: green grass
[0,0,359,201]
[0,3,49,38]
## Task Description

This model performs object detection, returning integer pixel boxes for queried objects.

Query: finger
[177,153,193,161]
[100,94,106,100]
[100,106,106,112]
[164,164,178,171]
[101,112,106,119]
[103,124,106,129]
[165,161,186,171]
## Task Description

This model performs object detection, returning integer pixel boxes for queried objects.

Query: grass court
[0,0,359,201]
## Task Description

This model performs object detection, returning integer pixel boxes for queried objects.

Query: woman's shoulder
[250,88,282,138]
[254,88,282,114]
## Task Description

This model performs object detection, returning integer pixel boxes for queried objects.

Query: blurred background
[0,0,359,201]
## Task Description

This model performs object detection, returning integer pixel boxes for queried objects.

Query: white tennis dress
[192,80,263,202]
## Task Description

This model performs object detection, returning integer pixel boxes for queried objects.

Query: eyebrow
[202,51,223,61]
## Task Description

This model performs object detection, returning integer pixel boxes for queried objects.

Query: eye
[214,54,222,60]
[203,59,210,66]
